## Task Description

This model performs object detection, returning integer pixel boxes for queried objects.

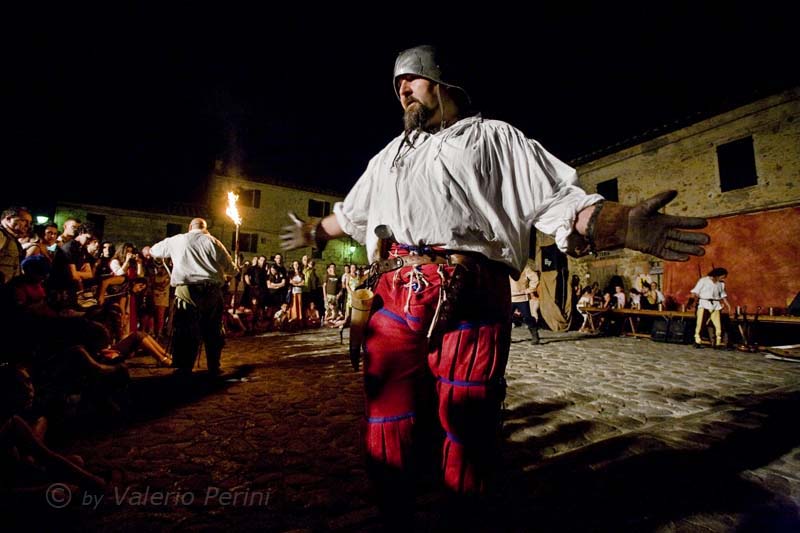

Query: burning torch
[226,191,243,307]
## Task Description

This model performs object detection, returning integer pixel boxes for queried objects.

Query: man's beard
[403,100,434,134]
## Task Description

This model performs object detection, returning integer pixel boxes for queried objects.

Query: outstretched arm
[280,213,347,251]
[568,190,709,262]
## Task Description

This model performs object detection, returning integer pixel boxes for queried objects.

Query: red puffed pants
[362,260,511,495]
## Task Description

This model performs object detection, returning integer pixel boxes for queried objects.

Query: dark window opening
[597,178,619,202]
[86,213,106,240]
[239,189,261,209]
[717,136,758,192]
[234,232,259,253]
[166,223,183,237]
[308,199,331,218]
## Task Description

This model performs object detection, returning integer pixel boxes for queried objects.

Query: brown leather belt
[374,252,486,276]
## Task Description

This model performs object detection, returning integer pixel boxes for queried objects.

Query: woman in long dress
[288,260,304,323]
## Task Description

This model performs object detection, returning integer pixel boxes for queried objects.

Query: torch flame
[226,191,242,226]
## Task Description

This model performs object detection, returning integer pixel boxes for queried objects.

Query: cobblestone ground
[18,327,800,532]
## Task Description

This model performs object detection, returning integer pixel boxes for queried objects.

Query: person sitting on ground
[7,255,56,317]
[273,302,290,331]
[97,330,172,367]
[222,306,248,336]
[325,300,339,327]
[305,301,321,328]
[0,365,107,502]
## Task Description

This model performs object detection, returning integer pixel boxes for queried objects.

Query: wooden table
[579,307,800,342]
[612,308,695,337]
[580,306,611,333]
[733,313,800,347]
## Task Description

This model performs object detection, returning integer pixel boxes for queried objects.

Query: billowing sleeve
[333,153,379,245]
[488,125,603,253]
[690,278,703,295]
[522,139,603,252]
[149,238,171,259]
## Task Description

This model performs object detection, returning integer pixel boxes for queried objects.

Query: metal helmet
[392,44,470,103]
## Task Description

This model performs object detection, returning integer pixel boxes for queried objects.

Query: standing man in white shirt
[510,260,540,344]
[690,267,731,349]
[144,218,237,377]
[280,44,710,520]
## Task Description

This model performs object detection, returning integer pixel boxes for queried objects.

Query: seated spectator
[223,307,248,336]
[96,330,172,367]
[273,302,290,331]
[651,282,665,307]
[628,288,641,309]
[613,285,626,309]
[1,366,107,501]
[324,300,340,327]
[640,284,659,310]
[577,286,594,332]
[305,301,321,328]
[8,255,54,316]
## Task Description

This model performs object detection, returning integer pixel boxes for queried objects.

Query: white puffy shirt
[150,229,236,287]
[334,115,602,273]
[691,276,727,311]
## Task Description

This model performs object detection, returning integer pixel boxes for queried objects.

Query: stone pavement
[19,327,800,531]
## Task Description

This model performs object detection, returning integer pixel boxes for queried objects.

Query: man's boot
[528,326,540,345]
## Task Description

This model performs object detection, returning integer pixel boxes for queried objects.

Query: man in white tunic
[690,267,731,348]
[281,44,710,519]
[145,218,237,377]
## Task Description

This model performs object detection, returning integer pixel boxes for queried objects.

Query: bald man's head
[189,218,207,231]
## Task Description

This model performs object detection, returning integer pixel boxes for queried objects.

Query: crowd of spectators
[1,207,134,501]
[574,273,668,334]
[227,253,369,335]
[1,205,375,501]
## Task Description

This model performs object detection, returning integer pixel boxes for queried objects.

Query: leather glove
[279,212,325,251]
[582,190,710,261]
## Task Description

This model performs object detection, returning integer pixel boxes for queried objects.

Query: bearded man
[281,44,710,523]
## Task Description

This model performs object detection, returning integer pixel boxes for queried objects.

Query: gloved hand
[590,190,710,261]
[279,212,323,251]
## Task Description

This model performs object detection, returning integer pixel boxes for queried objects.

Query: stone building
[570,87,800,310]
[54,202,200,250]
[208,174,367,267]
[54,172,368,268]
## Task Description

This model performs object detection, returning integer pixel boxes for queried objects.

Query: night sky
[7,4,797,215]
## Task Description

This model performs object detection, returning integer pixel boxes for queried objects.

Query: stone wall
[571,88,800,292]
[54,203,194,249]
[208,175,367,268]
